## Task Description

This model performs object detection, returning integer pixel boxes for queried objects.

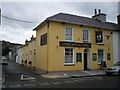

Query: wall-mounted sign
[76,53,82,62]
[96,31,103,43]
[40,33,47,46]
[93,53,97,61]
[59,41,91,48]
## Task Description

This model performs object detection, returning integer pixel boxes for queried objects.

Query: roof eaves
[48,19,115,30]
[33,20,47,31]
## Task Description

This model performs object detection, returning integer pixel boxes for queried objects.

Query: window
[30,43,32,51]
[64,48,74,65]
[65,27,73,41]
[34,40,36,50]
[83,29,89,43]
[76,53,82,62]
[40,33,47,46]
[98,49,104,63]
[107,53,111,60]
[96,31,104,44]
[93,53,97,61]
[30,53,32,61]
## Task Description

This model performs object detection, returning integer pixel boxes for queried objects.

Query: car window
[114,62,120,66]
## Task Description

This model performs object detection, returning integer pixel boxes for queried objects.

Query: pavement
[41,69,106,79]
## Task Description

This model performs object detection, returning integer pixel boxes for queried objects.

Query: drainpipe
[46,20,49,74]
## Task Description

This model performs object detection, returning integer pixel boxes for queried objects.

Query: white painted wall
[113,31,120,64]
[118,32,120,62]
[16,47,23,64]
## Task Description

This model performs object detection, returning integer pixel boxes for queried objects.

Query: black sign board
[96,31,103,43]
[59,41,91,48]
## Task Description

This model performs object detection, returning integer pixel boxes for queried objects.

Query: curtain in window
[65,48,73,64]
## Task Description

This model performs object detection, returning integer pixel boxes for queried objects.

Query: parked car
[0,56,8,65]
[106,61,120,75]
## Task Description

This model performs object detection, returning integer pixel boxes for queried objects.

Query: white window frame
[30,53,32,61]
[98,49,105,64]
[83,29,90,43]
[65,26,73,41]
[30,42,32,51]
[34,40,36,50]
[64,48,74,65]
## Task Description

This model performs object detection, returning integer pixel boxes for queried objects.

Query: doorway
[84,49,90,70]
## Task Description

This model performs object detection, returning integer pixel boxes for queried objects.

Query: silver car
[106,61,120,75]
[0,56,8,65]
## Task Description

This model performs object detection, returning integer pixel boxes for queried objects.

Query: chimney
[92,9,106,22]
[117,15,120,25]
[25,39,28,44]
[94,9,97,15]
[98,9,101,14]
[30,35,34,40]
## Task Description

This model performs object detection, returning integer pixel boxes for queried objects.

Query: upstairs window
[65,27,73,41]
[30,43,32,51]
[83,29,90,43]
[34,40,36,50]
[40,33,47,46]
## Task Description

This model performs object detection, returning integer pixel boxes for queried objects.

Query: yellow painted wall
[31,38,36,67]
[47,21,113,72]
[23,39,36,67]
[32,39,36,67]
[36,23,48,71]
[22,45,28,65]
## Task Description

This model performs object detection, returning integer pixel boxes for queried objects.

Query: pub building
[33,9,120,73]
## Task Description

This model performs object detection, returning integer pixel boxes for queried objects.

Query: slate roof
[34,13,120,31]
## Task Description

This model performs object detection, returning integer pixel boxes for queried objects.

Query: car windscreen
[114,62,120,66]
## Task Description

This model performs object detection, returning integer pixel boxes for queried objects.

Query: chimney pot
[94,9,97,15]
[31,35,34,40]
[98,9,101,14]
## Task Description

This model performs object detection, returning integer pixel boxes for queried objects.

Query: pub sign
[59,41,91,48]
[96,31,103,43]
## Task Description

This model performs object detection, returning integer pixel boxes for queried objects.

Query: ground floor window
[98,49,104,63]
[64,48,74,65]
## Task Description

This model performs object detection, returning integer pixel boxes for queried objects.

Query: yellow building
[33,12,119,73]
[22,36,36,68]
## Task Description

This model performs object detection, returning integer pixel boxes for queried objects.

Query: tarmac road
[2,60,120,88]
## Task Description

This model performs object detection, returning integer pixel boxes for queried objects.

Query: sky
[0,0,120,44]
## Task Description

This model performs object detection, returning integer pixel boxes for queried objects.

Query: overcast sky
[0,1,119,44]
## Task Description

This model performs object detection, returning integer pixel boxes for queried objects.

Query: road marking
[21,75,35,80]
[24,83,36,87]
[50,82,62,85]
[2,85,5,88]
[72,79,80,82]
[9,84,20,88]
[63,80,75,84]
[36,82,50,86]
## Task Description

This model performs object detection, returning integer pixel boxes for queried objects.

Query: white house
[113,13,120,64]
[16,46,23,64]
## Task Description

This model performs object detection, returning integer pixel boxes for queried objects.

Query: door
[84,49,90,70]
[84,52,87,70]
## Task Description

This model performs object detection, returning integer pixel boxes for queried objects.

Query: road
[2,60,120,88]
